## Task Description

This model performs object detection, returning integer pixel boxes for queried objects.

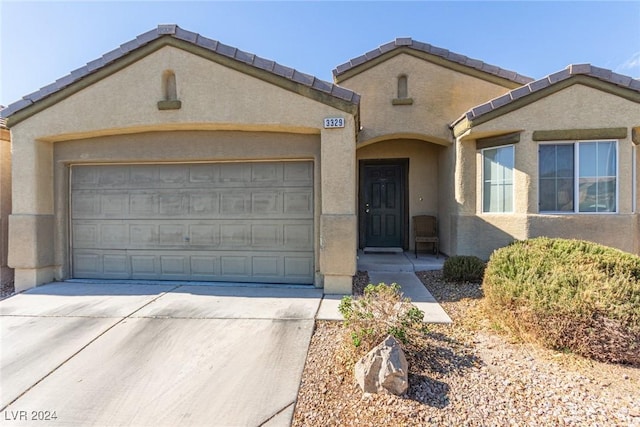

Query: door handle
[365,203,370,213]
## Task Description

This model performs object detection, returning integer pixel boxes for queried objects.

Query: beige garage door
[71,162,314,284]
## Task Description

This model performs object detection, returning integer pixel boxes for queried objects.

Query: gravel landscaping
[293,270,640,426]
[0,280,13,300]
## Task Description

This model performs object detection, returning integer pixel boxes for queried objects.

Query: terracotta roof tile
[333,37,533,86]
[102,47,125,64]
[272,63,295,79]
[490,93,512,109]
[234,49,255,65]
[364,48,381,60]
[252,56,275,72]
[455,64,640,126]
[528,78,551,92]
[86,58,104,72]
[292,70,314,86]
[2,24,359,119]
[312,78,332,93]
[215,42,237,58]
[195,35,217,51]
[547,69,570,84]
[135,29,158,44]
[174,26,198,43]
[378,41,396,54]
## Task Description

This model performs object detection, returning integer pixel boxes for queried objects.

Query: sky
[1,1,639,108]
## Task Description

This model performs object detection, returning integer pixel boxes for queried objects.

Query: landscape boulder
[354,335,409,395]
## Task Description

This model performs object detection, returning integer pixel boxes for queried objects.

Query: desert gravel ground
[293,270,640,427]
[0,281,13,300]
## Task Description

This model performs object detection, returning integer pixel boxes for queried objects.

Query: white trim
[538,140,619,214]
[481,144,515,214]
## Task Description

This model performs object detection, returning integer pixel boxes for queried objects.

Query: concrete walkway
[0,282,322,427]
[317,251,452,324]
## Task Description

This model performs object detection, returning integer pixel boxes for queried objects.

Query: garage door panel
[73,189,311,219]
[72,162,314,284]
[73,250,313,283]
[73,220,312,251]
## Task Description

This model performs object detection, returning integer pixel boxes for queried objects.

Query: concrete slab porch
[356,250,445,272]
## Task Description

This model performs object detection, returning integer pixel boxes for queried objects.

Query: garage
[71,161,315,284]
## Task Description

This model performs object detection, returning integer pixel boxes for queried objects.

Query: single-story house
[2,25,639,294]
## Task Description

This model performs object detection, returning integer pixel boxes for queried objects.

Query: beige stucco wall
[454,83,640,258]
[9,45,357,293]
[338,53,516,145]
[356,139,443,249]
[0,128,13,288]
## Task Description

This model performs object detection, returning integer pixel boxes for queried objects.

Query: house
[0,109,12,290]
[2,25,639,294]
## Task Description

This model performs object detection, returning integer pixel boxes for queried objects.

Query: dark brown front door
[360,160,407,248]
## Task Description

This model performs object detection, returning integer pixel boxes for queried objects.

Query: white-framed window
[539,140,617,213]
[482,145,514,213]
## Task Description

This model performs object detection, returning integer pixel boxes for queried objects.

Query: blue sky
[1,1,639,108]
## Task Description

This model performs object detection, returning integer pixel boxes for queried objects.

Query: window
[539,141,617,213]
[397,75,408,99]
[483,145,514,213]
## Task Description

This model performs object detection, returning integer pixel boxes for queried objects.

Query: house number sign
[323,117,345,128]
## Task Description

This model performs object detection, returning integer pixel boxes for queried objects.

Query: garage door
[71,162,314,284]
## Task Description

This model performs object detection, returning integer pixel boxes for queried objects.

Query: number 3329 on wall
[323,117,345,128]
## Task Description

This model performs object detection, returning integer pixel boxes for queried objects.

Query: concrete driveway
[0,282,322,427]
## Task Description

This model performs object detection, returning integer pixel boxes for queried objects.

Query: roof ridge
[454,63,640,125]
[2,24,359,119]
[332,37,534,85]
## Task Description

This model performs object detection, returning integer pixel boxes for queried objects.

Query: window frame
[537,140,619,214]
[481,144,515,214]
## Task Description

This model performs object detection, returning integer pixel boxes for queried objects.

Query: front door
[360,160,407,248]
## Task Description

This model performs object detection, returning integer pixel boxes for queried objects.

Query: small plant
[443,255,486,282]
[338,283,427,355]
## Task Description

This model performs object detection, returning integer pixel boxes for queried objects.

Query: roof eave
[453,74,640,136]
[4,27,360,127]
[334,43,532,89]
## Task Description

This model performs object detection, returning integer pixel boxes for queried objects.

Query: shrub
[483,237,640,365]
[338,283,427,356]
[443,255,486,282]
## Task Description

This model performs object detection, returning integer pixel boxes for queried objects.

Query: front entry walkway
[316,251,451,323]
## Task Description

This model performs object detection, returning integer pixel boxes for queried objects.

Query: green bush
[443,255,486,282]
[338,283,427,355]
[483,237,640,365]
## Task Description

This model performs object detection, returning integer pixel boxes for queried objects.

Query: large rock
[354,335,409,395]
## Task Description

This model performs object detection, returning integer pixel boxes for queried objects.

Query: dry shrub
[483,237,640,365]
[338,283,428,363]
[443,255,486,282]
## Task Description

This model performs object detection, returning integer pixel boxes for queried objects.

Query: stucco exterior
[2,26,640,293]
[338,52,519,146]
[453,83,640,259]
[0,126,12,288]
[6,34,358,294]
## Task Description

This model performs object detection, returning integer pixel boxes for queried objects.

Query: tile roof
[0,106,6,129]
[333,38,534,85]
[456,64,640,124]
[1,24,360,119]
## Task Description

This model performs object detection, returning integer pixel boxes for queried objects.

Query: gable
[453,65,640,138]
[3,25,359,128]
[338,51,521,145]
[334,38,532,89]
